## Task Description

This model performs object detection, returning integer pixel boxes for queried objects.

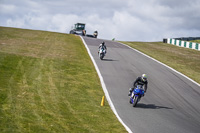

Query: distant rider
[98,41,107,54]
[93,30,98,38]
[128,74,148,96]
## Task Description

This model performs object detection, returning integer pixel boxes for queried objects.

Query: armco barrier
[166,38,200,51]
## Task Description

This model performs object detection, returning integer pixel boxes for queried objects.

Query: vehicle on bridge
[69,23,98,38]
[69,23,86,36]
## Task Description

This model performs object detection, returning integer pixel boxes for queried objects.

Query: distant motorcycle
[93,31,98,38]
[129,85,145,107]
[98,47,106,60]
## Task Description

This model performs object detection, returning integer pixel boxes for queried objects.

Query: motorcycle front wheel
[133,96,139,107]
[100,53,104,60]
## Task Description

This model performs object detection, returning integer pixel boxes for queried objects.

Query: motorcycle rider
[128,74,148,96]
[98,41,107,54]
[93,30,98,38]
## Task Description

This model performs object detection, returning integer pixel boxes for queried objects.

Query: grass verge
[190,40,200,43]
[120,41,200,84]
[0,27,127,133]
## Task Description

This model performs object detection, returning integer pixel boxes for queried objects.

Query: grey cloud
[156,0,199,8]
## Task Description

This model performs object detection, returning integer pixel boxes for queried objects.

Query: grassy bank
[121,41,200,84]
[0,27,127,133]
[190,40,200,43]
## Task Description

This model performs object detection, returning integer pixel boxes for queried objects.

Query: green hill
[121,41,200,84]
[0,27,127,133]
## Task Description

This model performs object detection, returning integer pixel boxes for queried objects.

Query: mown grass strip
[121,41,200,84]
[0,27,127,133]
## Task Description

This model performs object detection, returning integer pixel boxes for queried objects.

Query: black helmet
[102,42,105,45]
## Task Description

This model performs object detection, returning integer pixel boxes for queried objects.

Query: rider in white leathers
[98,42,107,54]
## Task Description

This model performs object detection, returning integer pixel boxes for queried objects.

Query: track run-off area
[81,36,200,133]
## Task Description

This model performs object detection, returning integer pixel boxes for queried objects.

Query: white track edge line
[80,36,133,133]
[118,42,200,87]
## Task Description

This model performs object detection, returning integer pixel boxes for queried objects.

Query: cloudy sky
[0,0,200,41]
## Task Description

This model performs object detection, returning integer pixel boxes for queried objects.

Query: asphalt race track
[82,36,200,133]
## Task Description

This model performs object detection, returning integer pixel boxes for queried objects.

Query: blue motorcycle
[129,85,145,107]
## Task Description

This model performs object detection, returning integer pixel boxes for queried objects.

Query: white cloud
[0,0,200,41]
[0,4,16,15]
